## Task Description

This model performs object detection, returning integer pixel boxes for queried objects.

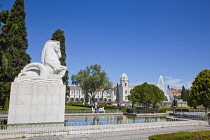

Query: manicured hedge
[149,130,210,140]
[104,106,118,109]
[68,102,92,108]
[127,109,135,113]
[68,102,117,109]
[98,103,105,107]
[158,108,167,113]
[176,108,189,112]
[65,108,90,110]
[136,107,145,109]
[157,108,190,113]
[68,102,82,106]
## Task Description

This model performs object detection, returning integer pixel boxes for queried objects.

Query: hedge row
[176,108,189,112]
[68,102,106,107]
[67,102,118,109]
[126,108,192,113]
[68,102,92,108]
[157,108,190,113]
[149,130,210,140]
[104,106,118,109]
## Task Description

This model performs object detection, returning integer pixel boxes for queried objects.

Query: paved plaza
[9,125,210,140]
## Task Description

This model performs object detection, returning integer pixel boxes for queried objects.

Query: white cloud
[165,76,172,79]
[164,77,193,89]
[129,77,193,89]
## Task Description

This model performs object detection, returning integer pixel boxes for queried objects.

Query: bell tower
[120,73,128,87]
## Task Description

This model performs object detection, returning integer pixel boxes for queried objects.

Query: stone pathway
[11,125,210,140]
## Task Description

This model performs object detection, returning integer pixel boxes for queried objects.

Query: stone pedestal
[8,40,67,125]
[8,81,65,124]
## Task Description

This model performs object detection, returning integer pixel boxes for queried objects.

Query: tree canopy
[99,76,113,101]
[51,29,69,97]
[181,85,189,101]
[0,0,30,106]
[188,69,210,109]
[116,83,120,102]
[128,82,166,108]
[71,64,109,102]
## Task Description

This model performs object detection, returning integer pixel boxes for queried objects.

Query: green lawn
[65,105,91,110]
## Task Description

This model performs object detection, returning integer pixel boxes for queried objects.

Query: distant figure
[171,99,178,114]
[117,102,122,111]
[1,119,7,125]
[94,102,99,113]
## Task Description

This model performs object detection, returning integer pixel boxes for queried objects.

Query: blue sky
[1,0,210,88]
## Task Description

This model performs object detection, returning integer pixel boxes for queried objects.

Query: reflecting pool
[65,115,171,126]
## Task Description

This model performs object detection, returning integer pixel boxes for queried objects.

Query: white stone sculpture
[41,40,66,78]
[8,40,66,125]
[15,40,66,84]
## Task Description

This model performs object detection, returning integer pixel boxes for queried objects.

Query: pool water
[65,115,170,126]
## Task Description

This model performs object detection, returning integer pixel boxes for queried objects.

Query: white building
[68,73,135,102]
[68,86,114,102]
[115,73,135,102]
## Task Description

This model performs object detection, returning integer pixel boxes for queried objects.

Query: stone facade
[68,86,114,102]
[8,82,65,124]
[115,73,135,102]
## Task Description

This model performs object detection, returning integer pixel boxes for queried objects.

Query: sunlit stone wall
[8,82,65,124]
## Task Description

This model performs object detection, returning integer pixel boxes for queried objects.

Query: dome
[120,73,128,80]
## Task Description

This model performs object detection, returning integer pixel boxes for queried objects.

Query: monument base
[8,81,65,125]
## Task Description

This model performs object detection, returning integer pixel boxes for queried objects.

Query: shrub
[66,102,92,108]
[127,109,135,113]
[149,131,196,140]
[136,107,145,109]
[121,108,127,112]
[158,108,167,113]
[157,108,171,113]
[195,130,210,139]
[149,130,210,140]
[0,125,7,130]
[176,108,189,112]
[71,102,83,106]
[98,103,105,107]
[104,106,118,109]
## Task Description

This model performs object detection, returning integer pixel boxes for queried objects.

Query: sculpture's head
[42,40,61,61]
[51,41,61,59]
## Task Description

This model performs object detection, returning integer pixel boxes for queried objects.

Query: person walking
[94,102,98,113]
[171,99,178,114]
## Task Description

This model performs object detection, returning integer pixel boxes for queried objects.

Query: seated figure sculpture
[16,40,66,83]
